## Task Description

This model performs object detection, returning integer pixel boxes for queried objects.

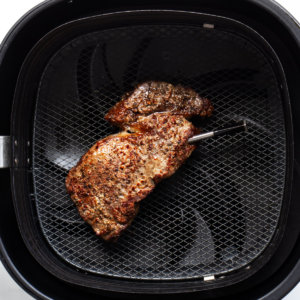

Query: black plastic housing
[1,1,300,299]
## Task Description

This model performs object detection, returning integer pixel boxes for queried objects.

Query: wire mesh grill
[33,25,286,280]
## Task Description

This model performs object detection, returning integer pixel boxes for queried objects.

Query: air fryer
[1,1,300,300]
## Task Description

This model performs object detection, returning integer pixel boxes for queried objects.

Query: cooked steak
[105,81,213,128]
[65,81,213,241]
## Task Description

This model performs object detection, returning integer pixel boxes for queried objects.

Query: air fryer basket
[33,25,286,280]
[10,10,293,294]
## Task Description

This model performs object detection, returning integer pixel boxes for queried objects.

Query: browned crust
[105,81,214,128]
[66,82,213,241]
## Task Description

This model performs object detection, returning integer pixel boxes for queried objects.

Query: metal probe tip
[188,120,248,144]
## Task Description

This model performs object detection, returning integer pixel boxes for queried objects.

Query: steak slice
[66,82,213,241]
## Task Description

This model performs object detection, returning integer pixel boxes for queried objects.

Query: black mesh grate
[32,25,286,280]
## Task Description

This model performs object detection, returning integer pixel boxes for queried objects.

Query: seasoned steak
[65,81,213,241]
[105,81,213,128]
